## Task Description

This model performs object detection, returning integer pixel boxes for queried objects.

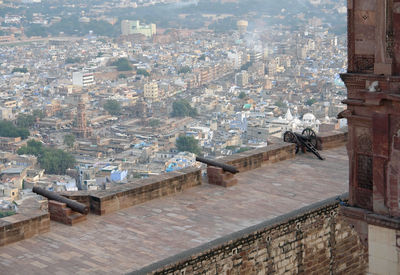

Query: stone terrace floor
[0,147,348,275]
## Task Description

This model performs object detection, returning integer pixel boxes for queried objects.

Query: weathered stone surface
[48,200,87,226]
[89,167,202,215]
[207,166,237,187]
[317,131,348,150]
[0,198,50,247]
[0,147,349,274]
[140,198,367,275]
[219,142,296,173]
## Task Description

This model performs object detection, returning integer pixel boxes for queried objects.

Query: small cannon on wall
[33,186,89,214]
[196,156,239,187]
[283,128,324,160]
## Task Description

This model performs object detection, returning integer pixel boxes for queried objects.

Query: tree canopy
[0,120,29,139]
[104,99,122,116]
[306,98,317,106]
[274,100,286,108]
[25,17,118,37]
[65,57,81,64]
[16,110,44,128]
[111,58,133,71]
[176,135,201,155]
[149,119,161,128]
[178,66,191,74]
[238,91,247,99]
[136,69,150,77]
[63,134,76,148]
[12,67,28,74]
[17,140,75,175]
[25,24,48,38]
[240,62,252,71]
[17,139,43,156]
[171,99,197,118]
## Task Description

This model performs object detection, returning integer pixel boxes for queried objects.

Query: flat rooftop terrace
[0,146,348,275]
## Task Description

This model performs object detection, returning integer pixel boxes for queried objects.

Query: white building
[268,109,321,136]
[72,71,95,87]
[121,20,156,37]
[235,71,248,87]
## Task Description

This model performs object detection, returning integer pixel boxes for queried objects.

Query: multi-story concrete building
[235,70,248,87]
[72,71,95,87]
[144,82,159,101]
[121,20,156,37]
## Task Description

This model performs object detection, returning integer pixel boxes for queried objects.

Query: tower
[340,1,400,274]
[73,96,90,138]
[236,20,248,35]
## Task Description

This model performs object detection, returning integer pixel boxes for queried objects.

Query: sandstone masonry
[134,194,367,275]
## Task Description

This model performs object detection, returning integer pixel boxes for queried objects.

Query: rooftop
[0,146,348,274]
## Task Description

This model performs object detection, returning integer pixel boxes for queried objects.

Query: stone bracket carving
[343,92,400,107]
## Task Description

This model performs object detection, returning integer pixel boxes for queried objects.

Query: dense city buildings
[0,4,371,274]
[0,0,348,200]
[5,0,400,274]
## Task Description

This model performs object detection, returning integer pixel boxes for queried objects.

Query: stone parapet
[132,193,367,275]
[207,166,238,187]
[89,167,201,215]
[317,130,348,151]
[61,167,201,216]
[0,198,50,247]
[48,200,87,225]
[219,142,296,173]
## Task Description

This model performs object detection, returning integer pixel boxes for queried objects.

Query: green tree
[274,100,286,108]
[238,91,247,99]
[237,147,252,153]
[87,20,115,36]
[16,114,35,128]
[176,136,201,155]
[39,149,76,175]
[17,140,75,175]
[149,119,161,128]
[136,69,150,77]
[12,68,28,73]
[17,139,43,156]
[32,110,45,120]
[104,99,122,116]
[63,134,75,148]
[178,66,192,74]
[0,211,15,218]
[306,98,317,106]
[25,24,48,37]
[240,62,252,71]
[111,58,132,71]
[16,110,44,128]
[171,100,197,118]
[0,120,29,139]
[65,57,81,64]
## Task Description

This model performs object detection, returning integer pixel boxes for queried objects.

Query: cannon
[283,128,324,160]
[196,156,239,174]
[32,186,89,214]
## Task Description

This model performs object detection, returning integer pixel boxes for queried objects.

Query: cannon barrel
[32,187,89,214]
[293,132,309,141]
[196,156,239,174]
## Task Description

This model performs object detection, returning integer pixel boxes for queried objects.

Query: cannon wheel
[283,131,299,154]
[302,128,317,149]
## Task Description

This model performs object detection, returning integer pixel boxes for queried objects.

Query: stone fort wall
[133,194,367,275]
